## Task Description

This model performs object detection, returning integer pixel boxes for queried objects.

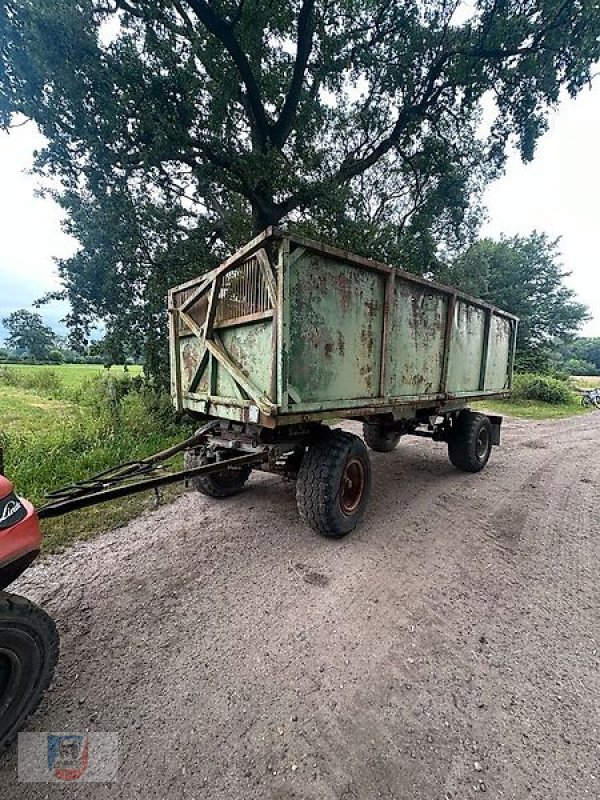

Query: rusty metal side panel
[484,315,513,391]
[215,322,273,399]
[286,252,385,403]
[446,302,487,394]
[179,335,208,393]
[388,281,448,397]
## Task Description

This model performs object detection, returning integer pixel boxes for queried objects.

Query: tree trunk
[252,199,283,235]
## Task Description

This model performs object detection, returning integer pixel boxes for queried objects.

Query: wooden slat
[213,309,274,330]
[205,338,275,415]
[256,247,277,306]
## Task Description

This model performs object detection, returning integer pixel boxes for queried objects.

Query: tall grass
[0,365,64,398]
[0,370,194,550]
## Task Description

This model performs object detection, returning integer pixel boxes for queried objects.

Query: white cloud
[481,83,600,336]
[0,122,76,338]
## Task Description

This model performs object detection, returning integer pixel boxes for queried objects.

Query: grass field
[571,375,600,388]
[1,363,191,553]
[4,362,142,391]
[474,397,588,420]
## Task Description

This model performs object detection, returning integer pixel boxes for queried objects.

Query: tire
[184,449,252,498]
[447,411,492,473]
[362,423,402,453]
[0,593,59,751]
[296,430,372,538]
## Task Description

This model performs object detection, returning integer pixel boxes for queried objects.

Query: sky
[0,82,599,342]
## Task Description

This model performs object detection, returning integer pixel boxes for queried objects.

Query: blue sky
[1,82,599,343]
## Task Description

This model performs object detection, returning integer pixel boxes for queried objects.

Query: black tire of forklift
[296,430,372,538]
[184,450,252,498]
[0,593,59,751]
[447,411,493,473]
[362,422,402,453]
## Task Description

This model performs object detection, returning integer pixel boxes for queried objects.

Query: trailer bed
[169,229,518,427]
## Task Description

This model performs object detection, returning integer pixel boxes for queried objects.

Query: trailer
[169,228,518,537]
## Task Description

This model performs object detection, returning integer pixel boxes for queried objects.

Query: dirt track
[2,414,599,798]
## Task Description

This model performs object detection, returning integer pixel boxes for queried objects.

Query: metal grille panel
[215,257,270,323]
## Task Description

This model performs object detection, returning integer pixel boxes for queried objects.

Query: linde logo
[0,498,22,524]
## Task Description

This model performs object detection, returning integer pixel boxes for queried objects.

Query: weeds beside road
[0,364,193,552]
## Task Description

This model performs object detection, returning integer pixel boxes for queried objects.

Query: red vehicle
[0,475,59,750]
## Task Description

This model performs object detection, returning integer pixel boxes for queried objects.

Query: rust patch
[182,341,200,386]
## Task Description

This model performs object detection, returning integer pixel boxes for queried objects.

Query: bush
[512,372,574,405]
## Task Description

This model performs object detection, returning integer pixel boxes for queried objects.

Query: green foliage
[564,357,599,377]
[438,233,589,370]
[511,372,574,405]
[559,337,600,375]
[2,309,57,360]
[2,1,599,380]
[1,367,193,550]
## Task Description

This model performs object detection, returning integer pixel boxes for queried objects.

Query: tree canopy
[2,309,57,359]
[1,0,598,374]
[438,233,590,371]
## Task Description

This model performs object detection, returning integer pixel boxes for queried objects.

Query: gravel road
[2,414,599,799]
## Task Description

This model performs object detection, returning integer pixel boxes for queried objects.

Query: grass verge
[473,398,588,420]
[1,366,193,553]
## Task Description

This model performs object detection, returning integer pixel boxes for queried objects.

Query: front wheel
[0,593,59,751]
[447,411,492,473]
[296,430,372,538]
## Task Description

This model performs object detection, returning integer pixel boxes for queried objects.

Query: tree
[558,336,600,375]
[1,1,599,376]
[2,310,57,360]
[439,233,589,371]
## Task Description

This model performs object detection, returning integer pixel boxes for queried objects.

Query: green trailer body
[169,228,518,428]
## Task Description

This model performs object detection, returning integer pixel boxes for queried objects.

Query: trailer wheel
[184,449,252,498]
[0,593,59,751]
[447,411,492,473]
[296,430,371,538]
[362,423,402,453]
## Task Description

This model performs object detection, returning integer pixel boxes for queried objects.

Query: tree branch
[270,0,316,147]
[184,0,270,147]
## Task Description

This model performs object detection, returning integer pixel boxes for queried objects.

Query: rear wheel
[0,593,59,751]
[296,430,371,538]
[447,411,492,473]
[362,423,402,453]
[184,449,252,498]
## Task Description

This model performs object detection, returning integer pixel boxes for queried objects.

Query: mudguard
[0,476,42,590]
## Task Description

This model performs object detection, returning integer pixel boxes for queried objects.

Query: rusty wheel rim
[476,427,490,460]
[339,457,365,515]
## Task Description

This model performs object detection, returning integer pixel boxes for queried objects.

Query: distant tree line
[1,309,137,365]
